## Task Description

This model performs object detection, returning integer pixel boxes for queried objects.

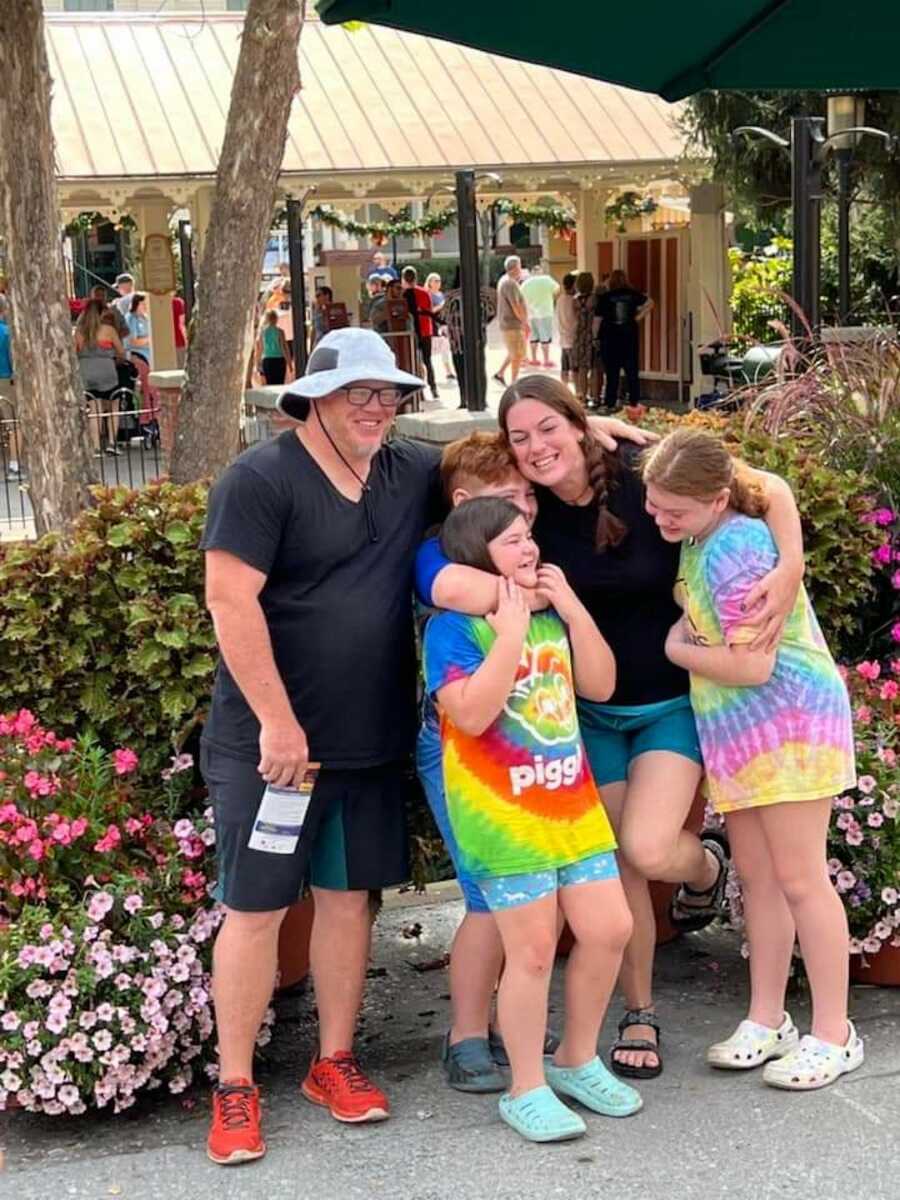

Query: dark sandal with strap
[668,831,730,934]
[610,1008,662,1080]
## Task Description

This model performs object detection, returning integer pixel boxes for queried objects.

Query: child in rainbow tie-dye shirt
[423,496,640,1143]
[642,428,862,1093]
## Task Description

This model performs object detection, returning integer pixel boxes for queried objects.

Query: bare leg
[492,893,558,1095]
[726,808,795,1029]
[309,886,371,1057]
[213,906,285,1081]
[449,912,504,1042]
[575,367,588,404]
[761,798,850,1044]
[601,781,658,1072]
[619,753,712,888]
[554,878,633,1067]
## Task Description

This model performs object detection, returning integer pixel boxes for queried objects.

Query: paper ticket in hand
[248,765,319,855]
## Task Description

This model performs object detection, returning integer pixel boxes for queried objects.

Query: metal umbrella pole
[286,185,317,375]
[455,169,486,412]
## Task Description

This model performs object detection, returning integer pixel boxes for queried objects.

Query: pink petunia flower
[93,825,122,854]
[881,681,899,701]
[835,870,857,892]
[112,748,139,776]
[87,892,115,922]
[892,622,900,644]
[856,661,881,681]
[881,887,899,905]
[846,829,864,846]
[858,776,877,795]
[123,894,143,915]
[868,812,885,828]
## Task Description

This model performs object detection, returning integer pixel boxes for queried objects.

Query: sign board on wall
[142,234,176,295]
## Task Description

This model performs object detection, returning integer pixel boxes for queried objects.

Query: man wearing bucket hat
[201,328,434,1164]
[200,327,654,1165]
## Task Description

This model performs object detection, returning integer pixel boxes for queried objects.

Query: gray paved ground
[3,891,899,1200]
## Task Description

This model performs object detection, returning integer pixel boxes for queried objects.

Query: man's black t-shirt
[201,431,443,768]
[594,287,647,335]
[532,445,687,707]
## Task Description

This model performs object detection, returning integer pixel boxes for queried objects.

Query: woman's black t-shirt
[532,444,688,707]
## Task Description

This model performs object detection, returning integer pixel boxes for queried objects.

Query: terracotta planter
[557,787,708,955]
[277,894,315,991]
[849,943,900,987]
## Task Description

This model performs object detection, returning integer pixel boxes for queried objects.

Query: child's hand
[665,616,689,660]
[487,578,530,644]
[536,564,583,624]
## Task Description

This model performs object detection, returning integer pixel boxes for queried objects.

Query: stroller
[119,355,160,450]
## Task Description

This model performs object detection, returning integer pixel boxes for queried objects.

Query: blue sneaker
[441,1033,506,1093]
[545,1055,643,1117]
[489,1027,560,1067]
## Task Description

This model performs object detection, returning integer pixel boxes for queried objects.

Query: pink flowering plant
[0,711,272,1115]
[0,710,209,920]
[721,661,900,962]
[860,502,900,661]
[826,661,900,957]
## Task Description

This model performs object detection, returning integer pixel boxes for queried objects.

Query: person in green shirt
[521,266,559,368]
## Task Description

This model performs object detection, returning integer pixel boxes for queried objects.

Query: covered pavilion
[45,10,730,400]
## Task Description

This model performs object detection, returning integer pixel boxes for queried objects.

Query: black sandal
[668,831,730,934]
[610,1008,662,1080]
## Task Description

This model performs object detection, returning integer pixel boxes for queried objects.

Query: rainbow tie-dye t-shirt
[422,609,616,879]
[677,515,856,813]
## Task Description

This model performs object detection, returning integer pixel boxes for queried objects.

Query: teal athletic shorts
[577,694,702,787]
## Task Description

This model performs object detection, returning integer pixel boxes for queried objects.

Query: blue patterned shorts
[479,850,620,912]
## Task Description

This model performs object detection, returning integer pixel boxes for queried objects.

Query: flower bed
[0,710,273,1115]
[829,661,900,959]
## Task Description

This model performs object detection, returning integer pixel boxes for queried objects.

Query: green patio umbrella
[316,0,900,101]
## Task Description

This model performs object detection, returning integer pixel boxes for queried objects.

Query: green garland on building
[307,197,578,243]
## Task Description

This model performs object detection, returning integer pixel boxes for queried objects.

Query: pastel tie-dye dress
[423,609,616,878]
[677,515,856,813]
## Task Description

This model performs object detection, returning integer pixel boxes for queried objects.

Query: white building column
[687,182,730,401]
[575,187,611,276]
[132,198,177,372]
[189,184,216,263]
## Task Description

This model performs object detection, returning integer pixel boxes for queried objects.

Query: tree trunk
[169,0,304,484]
[0,1,98,536]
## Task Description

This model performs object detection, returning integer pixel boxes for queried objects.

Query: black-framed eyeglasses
[343,386,404,409]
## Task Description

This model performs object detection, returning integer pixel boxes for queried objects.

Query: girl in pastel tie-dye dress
[642,428,863,1094]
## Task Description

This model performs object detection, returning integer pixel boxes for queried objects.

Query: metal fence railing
[1,390,173,540]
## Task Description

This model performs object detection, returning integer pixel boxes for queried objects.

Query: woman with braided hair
[421,375,806,1081]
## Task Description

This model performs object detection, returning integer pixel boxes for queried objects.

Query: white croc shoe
[762,1021,864,1091]
[707,1013,799,1070]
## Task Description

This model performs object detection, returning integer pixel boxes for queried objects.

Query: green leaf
[164,521,194,546]
[133,641,168,672]
[106,522,138,548]
[182,653,215,678]
[156,627,189,649]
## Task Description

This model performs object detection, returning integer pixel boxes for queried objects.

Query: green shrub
[728,237,792,344]
[0,481,215,777]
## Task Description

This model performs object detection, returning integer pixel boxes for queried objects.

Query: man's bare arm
[205,549,309,787]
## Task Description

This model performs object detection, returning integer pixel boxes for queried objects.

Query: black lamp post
[827,95,867,325]
[734,113,893,337]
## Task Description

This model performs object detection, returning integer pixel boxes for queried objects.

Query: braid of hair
[729,459,769,517]
[582,434,626,550]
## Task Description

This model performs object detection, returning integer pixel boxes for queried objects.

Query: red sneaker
[301,1051,390,1123]
[207,1078,266,1165]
